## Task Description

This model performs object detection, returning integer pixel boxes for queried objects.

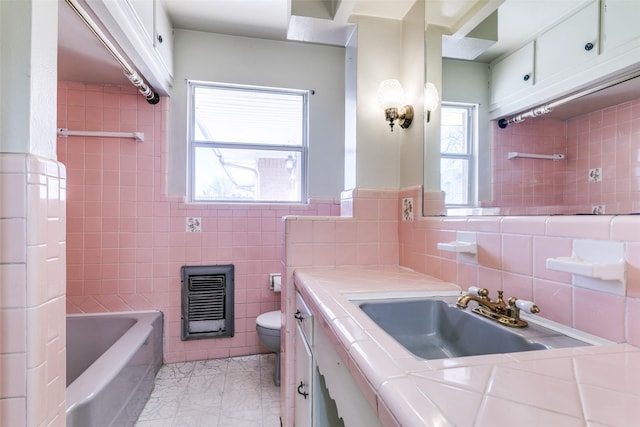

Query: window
[189,81,308,203]
[440,103,477,206]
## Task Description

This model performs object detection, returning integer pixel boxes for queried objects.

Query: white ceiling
[162,0,291,40]
[57,0,423,85]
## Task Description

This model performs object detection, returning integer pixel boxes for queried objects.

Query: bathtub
[66,311,163,427]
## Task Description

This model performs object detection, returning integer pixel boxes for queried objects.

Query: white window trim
[187,80,309,204]
[441,102,478,207]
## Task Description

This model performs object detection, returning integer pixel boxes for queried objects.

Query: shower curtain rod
[64,0,160,104]
[497,70,640,129]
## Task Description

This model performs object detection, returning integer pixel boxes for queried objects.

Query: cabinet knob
[294,310,304,322]
[157,34,163,44]
[523,74,531,82]
[584,42,594,51]
[297,381,309,399]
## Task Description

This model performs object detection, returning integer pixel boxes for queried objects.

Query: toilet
[256,310,281,386]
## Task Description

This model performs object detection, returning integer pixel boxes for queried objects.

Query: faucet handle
[515,299,540,314]
[508,297,540,314]
[467,286,489,298]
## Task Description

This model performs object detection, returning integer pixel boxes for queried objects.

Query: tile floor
[135,354,281,427]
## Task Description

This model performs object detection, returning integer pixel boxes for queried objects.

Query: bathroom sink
[355,297,590,360]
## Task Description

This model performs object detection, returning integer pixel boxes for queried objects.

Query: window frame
[187,80,309,203]
[440,102,478,207]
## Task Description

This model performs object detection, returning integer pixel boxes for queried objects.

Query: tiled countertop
[293,266,640,427]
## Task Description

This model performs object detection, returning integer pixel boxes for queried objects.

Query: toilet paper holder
[269,273,282,292]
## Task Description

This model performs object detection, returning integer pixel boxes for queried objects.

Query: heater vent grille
[181,265,234,340]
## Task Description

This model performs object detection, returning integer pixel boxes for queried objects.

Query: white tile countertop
[293,266,640,427]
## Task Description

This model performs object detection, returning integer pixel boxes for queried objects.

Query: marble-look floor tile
[187,374,226,395]
[218,409,265,427]
[136,396,181,421]
[135,354,280,427]
[192,358,229,377]
[156,362,196,380]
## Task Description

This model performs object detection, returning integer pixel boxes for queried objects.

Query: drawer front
[295,292,314,344]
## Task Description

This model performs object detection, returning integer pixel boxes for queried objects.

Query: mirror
[425,0,640,216]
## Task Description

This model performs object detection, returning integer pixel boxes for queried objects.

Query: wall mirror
[425,0,640,217]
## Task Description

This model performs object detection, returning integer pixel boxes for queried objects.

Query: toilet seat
[256,310,281,330]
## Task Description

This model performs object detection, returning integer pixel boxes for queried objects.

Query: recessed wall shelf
[545,257,625,281]
[546,239,626,296]
[437,241,477,254]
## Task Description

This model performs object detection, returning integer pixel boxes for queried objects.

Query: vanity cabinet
[293,291,381,427]
[490,41,535,106]
[536,0,600,83]
[601,0,640,52]
[294,293,313,427]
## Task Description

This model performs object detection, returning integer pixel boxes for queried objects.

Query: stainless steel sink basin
[356,297,591,360]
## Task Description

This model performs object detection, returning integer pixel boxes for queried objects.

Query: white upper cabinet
[489,0,640,118]
[602,0,640,52]
[154,0,173,78]
[490,41,534,106]
[128,0,154,44]
[85,0,174,94]
[536,0,600,83]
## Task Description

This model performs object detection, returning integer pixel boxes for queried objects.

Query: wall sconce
[376,79,414,132]
[424,82,440,123]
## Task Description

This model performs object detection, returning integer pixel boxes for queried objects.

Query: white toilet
[256,310,281,386]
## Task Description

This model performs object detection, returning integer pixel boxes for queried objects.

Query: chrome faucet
[456,287,540,328]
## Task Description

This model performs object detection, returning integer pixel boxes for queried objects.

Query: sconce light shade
[377,79,404,109]
[424,82,440,123]
[376,79,414,132]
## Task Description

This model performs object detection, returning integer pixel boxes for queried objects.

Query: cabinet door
[154,0,173,77]
[490,41,535,106]
[127,0,154,44]
[602,0,640,52]
[294,326,312,427]
[536,0,600,82]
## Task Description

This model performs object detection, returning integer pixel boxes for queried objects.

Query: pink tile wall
[0,153,67,426]
[490,117,567,209]
[564,100,640,213]
[57,82,340,364]
[488,97,640,214]
[281,187,402,426]
[399,212,640,345]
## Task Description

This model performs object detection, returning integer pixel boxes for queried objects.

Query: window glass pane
[441,158,469,205]
[441,107,468,154]
[194,86,304,146]
[194,146,302,202]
